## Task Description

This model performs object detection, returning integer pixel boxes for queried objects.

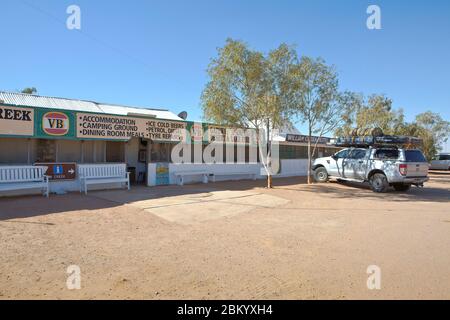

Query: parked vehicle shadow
[293,180,450,203]
[429,170,450,175]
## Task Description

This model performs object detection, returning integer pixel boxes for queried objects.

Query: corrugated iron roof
[0,91,183,121]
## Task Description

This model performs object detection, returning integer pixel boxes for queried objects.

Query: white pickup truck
[312,147,429,192]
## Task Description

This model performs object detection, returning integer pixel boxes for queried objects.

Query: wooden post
[27,138,31,165]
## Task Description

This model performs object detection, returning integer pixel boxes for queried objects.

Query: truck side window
[335,150,349,159]
[374,149,399,160]
[350,149,367,159]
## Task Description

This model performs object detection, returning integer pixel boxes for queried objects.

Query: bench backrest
[0,166,47,183]
[79,164,126,179]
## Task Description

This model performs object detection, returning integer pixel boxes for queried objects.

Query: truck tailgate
[406,162,429,177]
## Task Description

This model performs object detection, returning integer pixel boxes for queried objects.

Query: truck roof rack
[334,135,423,148]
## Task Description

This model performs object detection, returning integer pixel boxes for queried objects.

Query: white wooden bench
[210,172,258,183]
[173,171,211,186]
[79,164,130,195]
[0,166,49,197]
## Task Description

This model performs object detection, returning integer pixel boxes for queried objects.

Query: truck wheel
[370,173,389,193]
[393,184,411,192]
[314,167,329,183]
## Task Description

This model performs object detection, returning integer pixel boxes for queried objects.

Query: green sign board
[34,109,76,139]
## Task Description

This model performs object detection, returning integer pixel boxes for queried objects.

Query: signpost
[35,163,77,181]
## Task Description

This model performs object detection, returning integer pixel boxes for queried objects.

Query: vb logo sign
[43,112,70,136]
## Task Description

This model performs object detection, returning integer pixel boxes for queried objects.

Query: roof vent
[127,112,156,118]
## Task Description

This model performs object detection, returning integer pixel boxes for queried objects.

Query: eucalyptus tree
[413,111,450,160]
[290,57,345,184]
[201,39,297,188]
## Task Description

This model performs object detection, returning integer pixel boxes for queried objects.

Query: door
[347,149,368,180]
[328,149,351,178]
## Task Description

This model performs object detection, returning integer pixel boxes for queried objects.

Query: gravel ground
[0,172,449,300]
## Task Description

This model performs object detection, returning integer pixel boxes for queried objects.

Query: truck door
[348,149,369,180]
[328,149,351,177]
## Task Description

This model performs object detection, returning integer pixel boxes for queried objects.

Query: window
[82,141,95,163]
[106,141,125,163]
[150,142,171,162]
[439,154,450,161]
[405,150,427,162]
[0,138,29,164]
[350,149,367,159]
[279,145,308,159]
[373,149,399,160]
[334,149,350,159]
[79,141,107,163]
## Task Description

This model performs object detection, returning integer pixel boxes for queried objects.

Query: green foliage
[335,94,405,136]
[201,38,297,130]
[292,56,347,135]
[335,96,449,161]
[21,87,37,94]
[410,112,449,160]
[202,38,449,167]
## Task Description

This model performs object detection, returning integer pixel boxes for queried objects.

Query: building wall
[0,138,30,164]
[148,163,261,186]
[125,137,147,183]
[277,159,308,177]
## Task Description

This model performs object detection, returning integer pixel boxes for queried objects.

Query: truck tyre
[314,167,329,183]
[393,184,411,192]
[370,173,389,193]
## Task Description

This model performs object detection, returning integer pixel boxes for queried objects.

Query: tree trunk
[267,174,273,189]
[266,119,273,189]
[307,127,312,184]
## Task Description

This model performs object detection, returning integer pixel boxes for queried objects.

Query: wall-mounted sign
[188,122,204,143]
[155,162,170,185]
[35,163,77,181]
[42,112,70,136]
[0,105,34,136]
[285,134,330,145]
[76,113,187,142]
[35,109,75,139]
[207,125,257,145]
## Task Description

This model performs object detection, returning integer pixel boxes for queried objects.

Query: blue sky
[1,0,449,148]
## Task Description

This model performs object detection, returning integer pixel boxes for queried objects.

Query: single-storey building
[0,91,339,195]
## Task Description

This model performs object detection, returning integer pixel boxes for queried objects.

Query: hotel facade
[0,91,339,195]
